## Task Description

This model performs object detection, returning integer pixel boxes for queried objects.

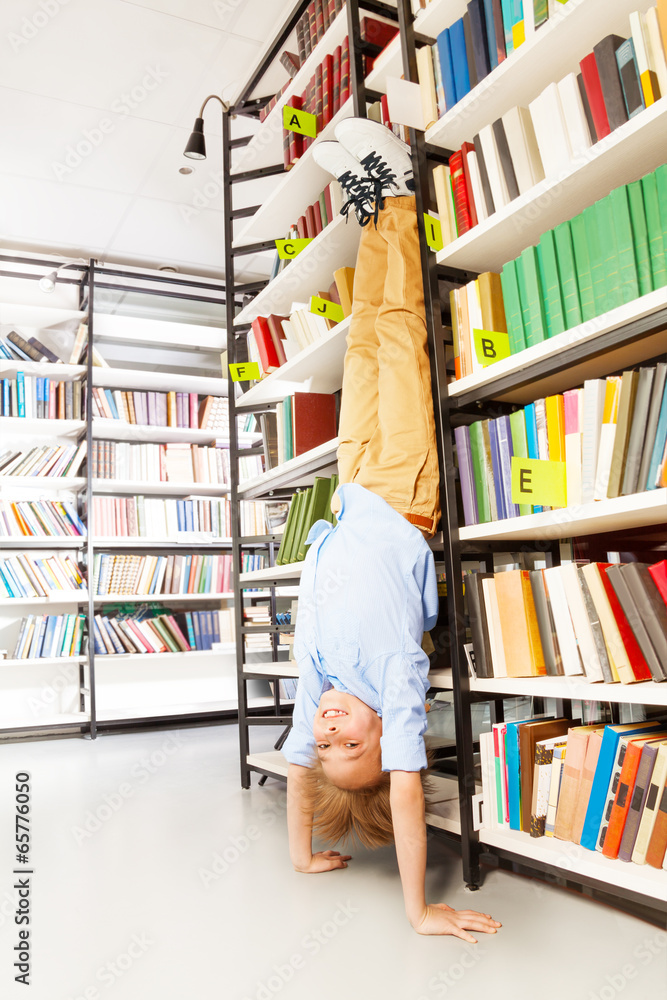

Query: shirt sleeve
[417,547,439,632]
[376,649,429,772]
[282,653,327,769]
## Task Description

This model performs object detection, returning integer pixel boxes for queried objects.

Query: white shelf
[92,313,225,352]
[94,536,233,548]
[92,591,233,604]
[0,711,88,731]
[94,647,235,663]
[1,656,86,667]
[435,97,667,273]
[0,592,87,606]
[238,316,351,407]
[480,827,667,903]
[240,562,303,585]
[0,361,86,380]
[0,304,85,327]
[424,774,463,835]
[247,749,289,778]
[235,216,360,322]
[0,417,84,437]
[458,490,667,542]
[0,536,85,548]
[448,287,667,405]
[0,476,86,492]
[92,419,257,446]
[92,367,228,396]
[237,437,338,498]
[469,674,667,707]
[92,479,230,497]
[243,662,300,678]
[428,668,453,690]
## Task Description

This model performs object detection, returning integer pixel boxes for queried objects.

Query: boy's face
[313,689,383,790]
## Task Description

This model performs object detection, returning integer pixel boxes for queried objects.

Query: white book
[465,281,485,375]
[432,164,457,244]
[523,0,536,40]
[581,379,606,503]
[543,566,583,676]
[559,562,604,682]
[479,731,497,830]
[481,576,507,677]
[465,151,488,223]
[629,12,652,90]
[528,83,572,180]
[646,7,667,97]
[416,44,438,131]
[501,106,545,195]
[534,736,568,837]
[545,744,566,837]
[594,424,617,500]
[557,73,593,161]
[477,124,511,210]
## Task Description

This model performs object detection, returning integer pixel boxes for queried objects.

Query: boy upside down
[283,118,501,942]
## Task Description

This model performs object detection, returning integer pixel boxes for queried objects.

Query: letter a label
[473,329,511,367]
[283,105,317,138]
[511,457,567,508]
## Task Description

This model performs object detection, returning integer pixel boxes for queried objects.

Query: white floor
[0,724,665,1000]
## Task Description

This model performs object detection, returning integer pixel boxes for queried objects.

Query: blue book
[496,415,519,518]
[482,0,499,70]
[580,722,667,851]
[645,380,667,490]
[436,28,457,111]
[615,38,645,119]
[28,615,45,659]
[35,377,42,419]
[523,403,543,513]
[91,619,106,655]
[182,555,192,593]
[467,0,491,81]
[2,379,8,416]
[104,389,120,420]
[192,610,202,650]
[3,338,31,361]
[184,611,196,649]
[148,556,163,595]
[449,19,471,103]
[201,611,212,651]
[500,0,515,54]
[42,615,57,658]
[505,717,546,830]
[2,560,26,597]
[177,499,185,532]
[43,377,50,418]
[185,502,194,532]
[61,501,86,536]
[488,419,506,519]
[17,371,25,418]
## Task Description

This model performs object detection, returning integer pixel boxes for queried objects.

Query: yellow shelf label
[229,362,261,382]
[424,212,444,252]
[283,105,317,138]
[473,329,511,366]
[310,296,344,323]
[511,457,567,508]
[275,238,313,259]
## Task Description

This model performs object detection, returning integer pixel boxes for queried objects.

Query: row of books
[479,718,667,870]
[275,391,337,467]
[91,553,234,597]
[90,388,229,432]
[456,363,667,526]
[0,499,86,538]
[465,559,667,683]
[90,441,230,486]
[12,614,86,660]
[91,607,235,656]
[276,475,338,566]
[269,181,346,281]
[91,496,282,540]
[367,97,411,145]
[249,267,355,378]
[0,328,74,365]
[0,443,87,481]
[293,0,345,65]
[0,375,85,420]
[239,499,289,538]
[0,554,85,599]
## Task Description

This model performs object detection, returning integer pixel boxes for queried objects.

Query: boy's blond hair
[303,755,432,850]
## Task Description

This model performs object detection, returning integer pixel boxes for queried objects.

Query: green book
[537,230,566,337]
[595,197,623,312]
[627,179,653,297]
[296,477,332,560]
[276,493,301,565]
[583,203,606,317]
[499,260,526,353]
[570,213,596,322]
[655,164,667,238]
[514,255,533,348]
[292,487,316,563]
[468,420,492,523]
[609,185,639,306]
[319,191,329,228]
[325,473,339,524]
[554,221,583,329]
[519,245,548,345]
[150,616,180,653]
[509,409,533,515]
[641,172,667,288]
[283,396,294,462]
[287,489,311,564]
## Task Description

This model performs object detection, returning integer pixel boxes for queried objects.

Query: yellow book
[432,164,457,247]
[545,395,565,463]
[333,267,355,318]
[594,375,621,499]
[167,391,177,427]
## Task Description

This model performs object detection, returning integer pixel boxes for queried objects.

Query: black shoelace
[360,151,415,225]
[337,169,374,227]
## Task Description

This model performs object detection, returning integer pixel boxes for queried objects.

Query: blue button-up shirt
[283,482,438,772]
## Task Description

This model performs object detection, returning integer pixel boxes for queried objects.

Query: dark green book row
[275,475,339,566]
[500,163,667,352]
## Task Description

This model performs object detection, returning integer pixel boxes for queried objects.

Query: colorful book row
[91,607,235,656]
[0,554,85,599]
[91,553,234,597]
[0,499,86,539]
[11,614,86,660]
[0,443,87,480]
[91,496,280,540]
[0,375,85,420]
[90,441,231,485]
[91,389,228,432]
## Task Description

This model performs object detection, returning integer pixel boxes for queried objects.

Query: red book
[322,53,334,126]
[251,317,281,374]
[460,141,479,228]
[291,392,337,456]
[603,736,667,859]
[304,75,316,151]
[448,149,473,235]
[579,52,611,140]
[324,184,334,226]
[646,772,667,868]
[648,560,667,607]
[315,0,325,41]
[600,565,652,681]
[189,393,198,429]
[305,204,317,238]
[266,315,289,366]
[360,17,399,72]
[315,61,324,135]
[340,37,350,105]
[380,94,391,127]
[312,199,323,235]
[286,94,303,167]
[308,2,318,50]
[296,215,308,239]
[332,45,341,113]
[327,0,337,24]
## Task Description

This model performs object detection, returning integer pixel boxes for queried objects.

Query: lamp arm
[198,94,230,117]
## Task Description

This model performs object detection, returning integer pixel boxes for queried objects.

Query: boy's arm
[287,764,351,874]
[390,771,502,942]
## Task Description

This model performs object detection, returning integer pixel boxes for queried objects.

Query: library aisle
[0,725,664,1000]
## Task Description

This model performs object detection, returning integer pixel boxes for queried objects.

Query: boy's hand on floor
[294,850,352,874]
[412,903,501,942]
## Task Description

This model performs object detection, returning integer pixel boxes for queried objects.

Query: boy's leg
[336,219,388,486]
[354,196,440,536]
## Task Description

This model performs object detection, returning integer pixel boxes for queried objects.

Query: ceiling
[0,0,300,280]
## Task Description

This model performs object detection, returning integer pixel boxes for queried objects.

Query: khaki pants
[335,196,441,537]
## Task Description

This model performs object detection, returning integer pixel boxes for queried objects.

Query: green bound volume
[293,487,317,563]
[276,491,302,565]
[641,172,667,288]
[499,260,526,353]
[327,473,339,525]
[287,489,311,563]
[468,421,492,523]
[537,230,566,337]
[655,164,667,238]
[519,245,548,345]
[509,409,533,515]
[627,179,653,297]
[554,220,584,329]
[609,185,639,306]
[595,196,623,313]
[296,476,331,560]
[283,396,294,462]
[583,203,606,317]
[515,255,533,348]
[570,213,596,322]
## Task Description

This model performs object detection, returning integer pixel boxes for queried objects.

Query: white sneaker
[335,118,415,202]
[311,141,375,226]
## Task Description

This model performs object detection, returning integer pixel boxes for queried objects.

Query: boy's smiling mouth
[322,709,348,718]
